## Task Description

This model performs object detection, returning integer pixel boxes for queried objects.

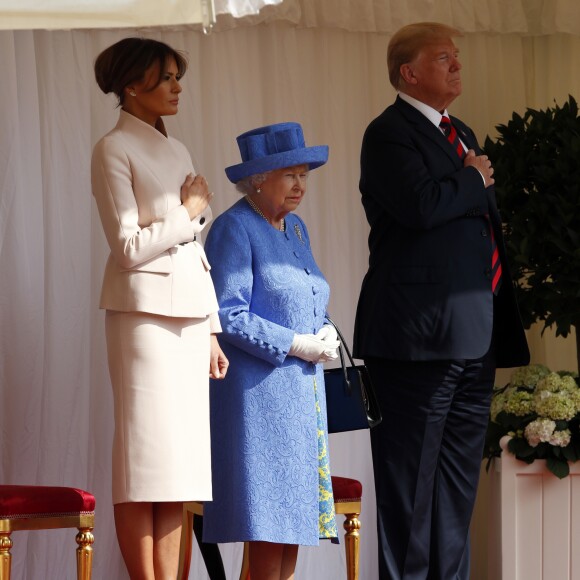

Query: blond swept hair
[387,22,463,90]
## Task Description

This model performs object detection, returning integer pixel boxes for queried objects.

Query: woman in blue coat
[203,123,340,579]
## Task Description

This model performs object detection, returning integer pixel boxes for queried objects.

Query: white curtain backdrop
[1,3,580,578]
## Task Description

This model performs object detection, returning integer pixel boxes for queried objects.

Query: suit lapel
[451,116,478,152]
[394,96,464,166]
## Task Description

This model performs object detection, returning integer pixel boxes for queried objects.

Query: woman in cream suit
[91,37,228,579]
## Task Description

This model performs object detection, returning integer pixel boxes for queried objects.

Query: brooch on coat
[294,224,304,243]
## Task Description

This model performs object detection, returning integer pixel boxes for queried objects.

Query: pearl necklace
[245,196,285,231]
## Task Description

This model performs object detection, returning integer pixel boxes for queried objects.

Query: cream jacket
[91,110,220,330]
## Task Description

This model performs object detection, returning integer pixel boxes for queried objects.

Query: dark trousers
[366,351,495,580]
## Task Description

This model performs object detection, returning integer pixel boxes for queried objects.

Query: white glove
[315,324,338,344]
[314,324,340,361]
[289,333,340,363]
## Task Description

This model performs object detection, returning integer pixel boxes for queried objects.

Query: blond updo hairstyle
[94,37,188,105]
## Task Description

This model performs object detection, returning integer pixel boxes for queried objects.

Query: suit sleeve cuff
[209,311,222,334]
[191,205,213,234]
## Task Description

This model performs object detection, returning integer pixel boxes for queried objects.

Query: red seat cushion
[331,476,362,502]
[0,485,95,519]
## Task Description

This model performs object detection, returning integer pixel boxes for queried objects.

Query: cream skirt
[105,310,212,504]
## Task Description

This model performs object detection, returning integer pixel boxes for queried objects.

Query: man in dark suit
[353,22,530,579]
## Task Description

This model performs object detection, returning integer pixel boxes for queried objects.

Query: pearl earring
[256,188,262,194]
[129,91,136,97]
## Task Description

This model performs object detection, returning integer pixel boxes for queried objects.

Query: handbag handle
[325,316,357,394]
[325,316,383,429]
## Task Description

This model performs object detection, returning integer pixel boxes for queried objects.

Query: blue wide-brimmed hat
[225,122,329,183]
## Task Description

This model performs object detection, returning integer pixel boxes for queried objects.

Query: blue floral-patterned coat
[202,198,332,545]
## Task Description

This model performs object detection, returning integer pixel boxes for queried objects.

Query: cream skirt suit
[91,110,220,504]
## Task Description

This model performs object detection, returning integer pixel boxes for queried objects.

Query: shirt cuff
[475,168,486,187]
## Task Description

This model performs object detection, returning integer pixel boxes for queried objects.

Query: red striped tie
[439,116,465,160]
[490,225,502,294]
[440,116,502,295]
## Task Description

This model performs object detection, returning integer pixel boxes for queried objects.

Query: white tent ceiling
[0,0,282,30]
[1,0,579,35]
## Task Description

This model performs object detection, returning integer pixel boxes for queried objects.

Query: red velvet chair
[0,485,95,580]
[178,475,363,580]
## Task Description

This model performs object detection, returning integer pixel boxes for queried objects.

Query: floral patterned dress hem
[316,377,338,542]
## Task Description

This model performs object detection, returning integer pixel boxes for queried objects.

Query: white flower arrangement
[484,364,580,478]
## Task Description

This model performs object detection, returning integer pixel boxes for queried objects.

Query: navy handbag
[323,318,382,433]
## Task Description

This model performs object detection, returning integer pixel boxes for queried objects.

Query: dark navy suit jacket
[353,96,529,368]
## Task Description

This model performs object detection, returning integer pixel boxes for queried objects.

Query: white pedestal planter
[488,437,580,580]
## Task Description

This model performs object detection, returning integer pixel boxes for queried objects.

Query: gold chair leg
[239,541,250,580]
[0,531,12,580]
[177,504,195,580]
[76,527,94,580]
[342,512,361,580]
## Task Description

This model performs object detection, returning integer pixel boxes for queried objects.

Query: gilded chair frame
[0,512,94,580]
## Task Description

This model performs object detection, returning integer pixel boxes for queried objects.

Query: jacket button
[481,229,488,237]
[484,267,492,279]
